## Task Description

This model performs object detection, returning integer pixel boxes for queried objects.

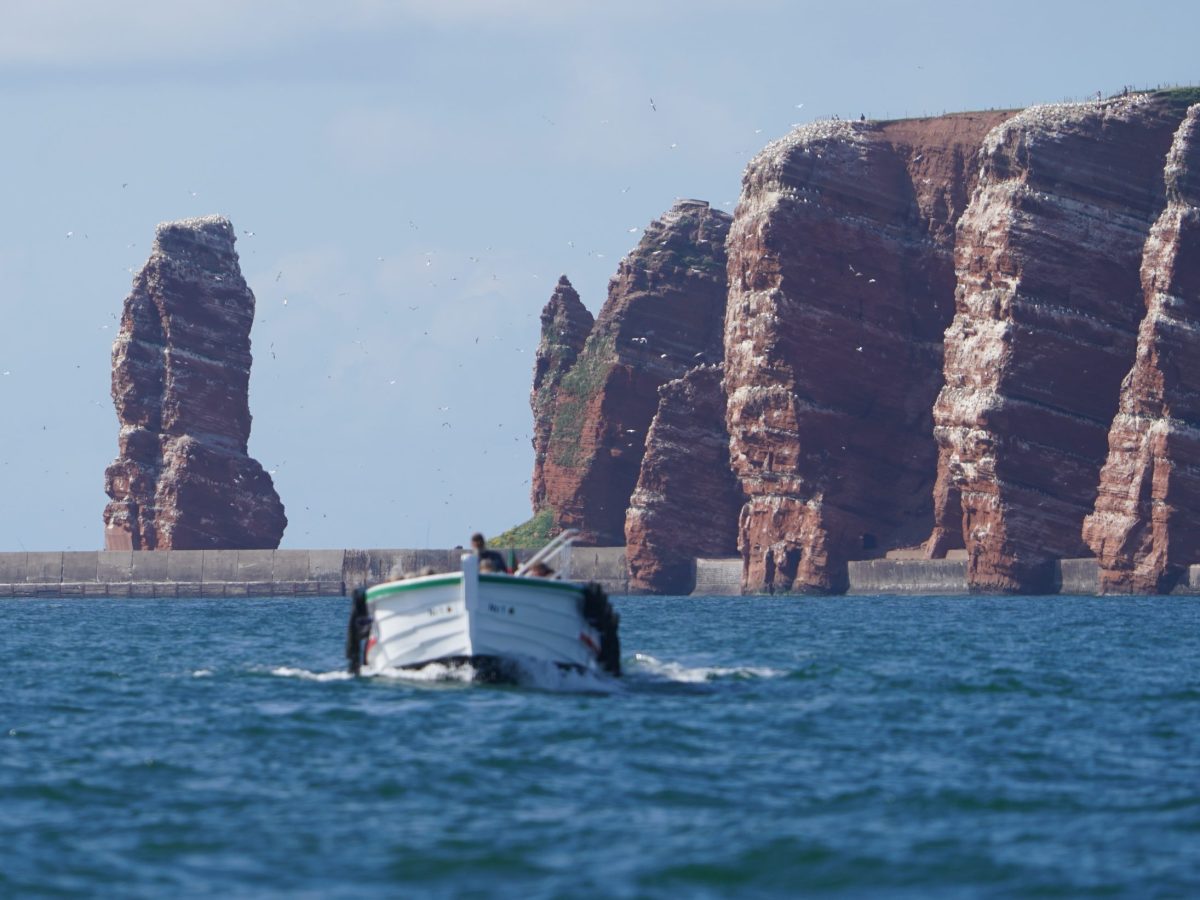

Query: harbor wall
[2,549,1198,597]
[0,547,629,598]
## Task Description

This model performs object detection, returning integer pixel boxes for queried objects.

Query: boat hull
[360,558,612,677]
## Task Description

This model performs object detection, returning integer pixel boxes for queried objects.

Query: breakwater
[0,547,631,598]
[4,549,1200,597]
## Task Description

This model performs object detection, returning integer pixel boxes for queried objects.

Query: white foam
[628,653,786,684]
[510,657,622,694]
[191,669,213,678]
[370,661,478,683]
[269,666,354,682]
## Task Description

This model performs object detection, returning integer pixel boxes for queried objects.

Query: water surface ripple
[2,595,1198,897]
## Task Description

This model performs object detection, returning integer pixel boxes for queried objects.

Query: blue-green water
[2,595,1199,898]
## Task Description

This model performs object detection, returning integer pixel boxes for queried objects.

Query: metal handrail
[514,529,579,577]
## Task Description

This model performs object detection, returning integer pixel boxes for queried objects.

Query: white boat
[345,532,621,681]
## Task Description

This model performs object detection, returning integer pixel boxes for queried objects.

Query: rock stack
[723,113,1009,592]
[625,364,743,593]
[931,96,1184,591]
[103,215,286,550]
[532,199,731,545]
[1084,104,1200,592]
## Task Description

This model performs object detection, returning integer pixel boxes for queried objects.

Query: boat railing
[514,529,578,579]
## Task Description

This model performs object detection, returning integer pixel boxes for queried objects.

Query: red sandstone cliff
[931,96,1187,592]
[530,276,593,512]
[103,215,286,550]
[723,112,1011,593]
[1083,104,1200,593]
[625,364,743,593]
[537,199,731,545]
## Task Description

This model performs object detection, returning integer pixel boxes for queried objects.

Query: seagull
[275,271,282,282]
[650,97,657,112]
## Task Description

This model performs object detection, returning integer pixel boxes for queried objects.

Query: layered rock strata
[536,199,732,545]
[530,276,593,511]
[932,96,1187,592]
[724,112,1011,593]
[625,364,743,593]
[103,215,286,550]
[1083,104,1200,593]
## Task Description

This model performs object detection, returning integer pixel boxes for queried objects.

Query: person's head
[471,532,486,552]
[529,562,554,578]
[479,557,499,573]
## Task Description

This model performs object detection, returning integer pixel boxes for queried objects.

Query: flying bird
[650,97,657,112]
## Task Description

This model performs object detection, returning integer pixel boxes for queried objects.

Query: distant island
[99,89,1200,597]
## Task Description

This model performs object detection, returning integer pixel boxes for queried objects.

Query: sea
[2,595,1198,898]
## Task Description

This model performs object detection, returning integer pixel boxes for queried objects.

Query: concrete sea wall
[0,547,630,598]
[3,548,1199,597]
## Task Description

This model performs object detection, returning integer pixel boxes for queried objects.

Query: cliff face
[931,96,1186,592]
[530,276,593,512]
[103,216,286,550]
[724,112,1010,593]
[625,364,743,593]
[539,199,732,545]
[1083,104,1200,593]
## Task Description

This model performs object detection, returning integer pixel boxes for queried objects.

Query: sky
[0,0,1196,551]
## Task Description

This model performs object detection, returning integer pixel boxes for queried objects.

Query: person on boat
[527,562,555,578]
[471,533,509,573]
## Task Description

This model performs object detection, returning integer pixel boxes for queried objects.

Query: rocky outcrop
[538,199,732,545]
[625,364,743,593]
[932,96,1187,592]
[530,276,593,512]
[103,215,286,550]
[1083,104,1200,593]
[724,112,1011,593]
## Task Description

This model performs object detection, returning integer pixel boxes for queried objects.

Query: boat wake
[269,666,355,683]
[265,653,784,692]
[626,653,786,684]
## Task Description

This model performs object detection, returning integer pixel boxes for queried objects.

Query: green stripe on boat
[366,574,461,600]
[365,572,584,601]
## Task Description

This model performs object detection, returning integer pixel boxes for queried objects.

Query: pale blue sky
[0,0,1195,550]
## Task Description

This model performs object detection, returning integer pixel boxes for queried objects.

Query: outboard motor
[581,583,621,677]
[345,587,373,675]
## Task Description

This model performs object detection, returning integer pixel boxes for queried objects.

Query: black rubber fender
[345,587,373,675]
[581,583,621,677]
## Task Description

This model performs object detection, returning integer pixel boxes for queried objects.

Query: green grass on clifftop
[1150,86,1200,110]
[490,508,557,548]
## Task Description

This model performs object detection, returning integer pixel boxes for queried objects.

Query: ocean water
[2,595,1198,898]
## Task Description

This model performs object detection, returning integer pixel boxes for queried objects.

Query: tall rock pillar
[103,215,286,550]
